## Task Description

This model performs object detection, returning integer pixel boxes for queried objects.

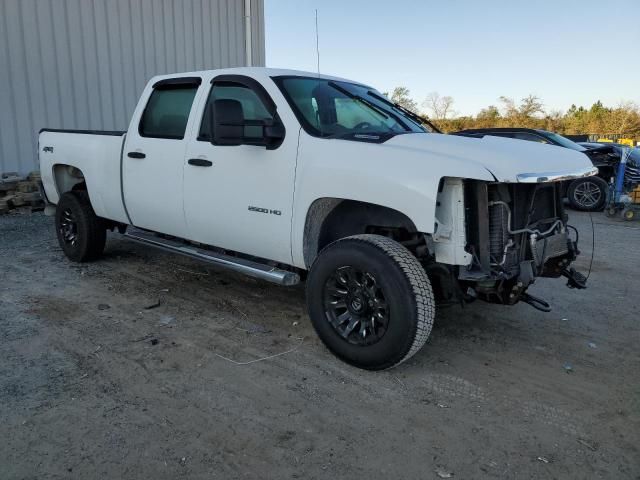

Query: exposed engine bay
[428,178,587,311]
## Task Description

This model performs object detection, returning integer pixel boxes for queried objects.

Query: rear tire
[567,177,608,211]
[55,191,106,262]
[306,234,435,370]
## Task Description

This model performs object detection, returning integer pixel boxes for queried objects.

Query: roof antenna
[315,9,320,76]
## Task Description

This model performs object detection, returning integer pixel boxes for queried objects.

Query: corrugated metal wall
[0,0,265,175]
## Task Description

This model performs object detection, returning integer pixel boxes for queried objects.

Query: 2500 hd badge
[248,205,282,216]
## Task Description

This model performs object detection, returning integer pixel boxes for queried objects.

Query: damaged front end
[428,178,587,312]
[463,180,587,310]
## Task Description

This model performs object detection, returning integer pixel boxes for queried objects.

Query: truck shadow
[102,234,545,363]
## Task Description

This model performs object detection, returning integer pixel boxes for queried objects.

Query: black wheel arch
[302,198,420,268]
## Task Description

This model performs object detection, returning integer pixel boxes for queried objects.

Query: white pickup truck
[39,67,596,370]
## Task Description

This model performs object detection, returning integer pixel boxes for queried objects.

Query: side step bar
[123,229,300,286]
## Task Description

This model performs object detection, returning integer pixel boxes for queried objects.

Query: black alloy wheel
[55,191,107,262]
[323,266,389,346]
[59,208,79,246]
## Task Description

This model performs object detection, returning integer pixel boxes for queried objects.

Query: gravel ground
[0,210,638,479]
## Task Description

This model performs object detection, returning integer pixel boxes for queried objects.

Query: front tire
[55,191,106,262]
[306,234,435,370]
[567,177,608,211]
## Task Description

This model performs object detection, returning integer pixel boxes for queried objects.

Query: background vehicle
[453,128,618,211]
[582,144,640,220]
[39,68,595,370]
[579,141,640,162]
[605,146,640,220]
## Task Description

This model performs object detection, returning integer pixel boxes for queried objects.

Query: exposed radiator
[488,194,509,264]
[530,232,569,267]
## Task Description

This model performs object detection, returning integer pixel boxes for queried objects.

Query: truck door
[123,77,202,237]
[183,75,297,265]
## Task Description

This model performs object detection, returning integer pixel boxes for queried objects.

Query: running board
[123,229,300,286]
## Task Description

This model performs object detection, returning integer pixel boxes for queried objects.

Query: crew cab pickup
[39,67,597,370]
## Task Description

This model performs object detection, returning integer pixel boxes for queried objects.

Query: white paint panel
[0,0,265,174]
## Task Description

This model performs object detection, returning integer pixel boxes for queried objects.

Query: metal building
[0,0,265,174]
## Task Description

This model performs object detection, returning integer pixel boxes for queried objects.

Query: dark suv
[453,128,617,211]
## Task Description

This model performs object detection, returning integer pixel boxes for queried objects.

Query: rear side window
[139,82,199,139]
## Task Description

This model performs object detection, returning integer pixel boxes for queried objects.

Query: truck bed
[39,129,129,224]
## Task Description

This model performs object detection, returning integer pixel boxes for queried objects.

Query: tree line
[386,87,640,136]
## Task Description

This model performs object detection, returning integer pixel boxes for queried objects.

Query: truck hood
[384,133,597,183]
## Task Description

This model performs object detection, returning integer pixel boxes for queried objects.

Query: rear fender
[52,164,86,197]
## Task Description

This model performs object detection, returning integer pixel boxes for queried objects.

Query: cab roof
[149,67,362,86]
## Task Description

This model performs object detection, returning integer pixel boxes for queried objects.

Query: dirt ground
[0,210,638,479]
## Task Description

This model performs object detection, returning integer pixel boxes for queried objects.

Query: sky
[265,0,640,116]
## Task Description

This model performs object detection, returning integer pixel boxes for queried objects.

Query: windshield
[540,131,586,152]
[273,76,428,141]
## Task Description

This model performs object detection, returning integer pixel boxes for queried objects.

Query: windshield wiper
[322,131,399,142]
[327,81,411,131]
[366,90,442,133]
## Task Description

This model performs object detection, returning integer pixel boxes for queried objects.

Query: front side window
[273,76,428,142]
[139,83,198,139]
[199,82,274,141]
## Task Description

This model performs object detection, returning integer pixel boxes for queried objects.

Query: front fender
[291,134,494,268]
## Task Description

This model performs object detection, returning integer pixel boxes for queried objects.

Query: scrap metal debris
[144,299,162,310]
[435,466,454,478]
[158,315,176,327]
[578,438,598,451]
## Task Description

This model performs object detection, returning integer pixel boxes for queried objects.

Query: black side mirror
[263,120,285,150]
[211,99,243,146]
[209,98,285,149]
